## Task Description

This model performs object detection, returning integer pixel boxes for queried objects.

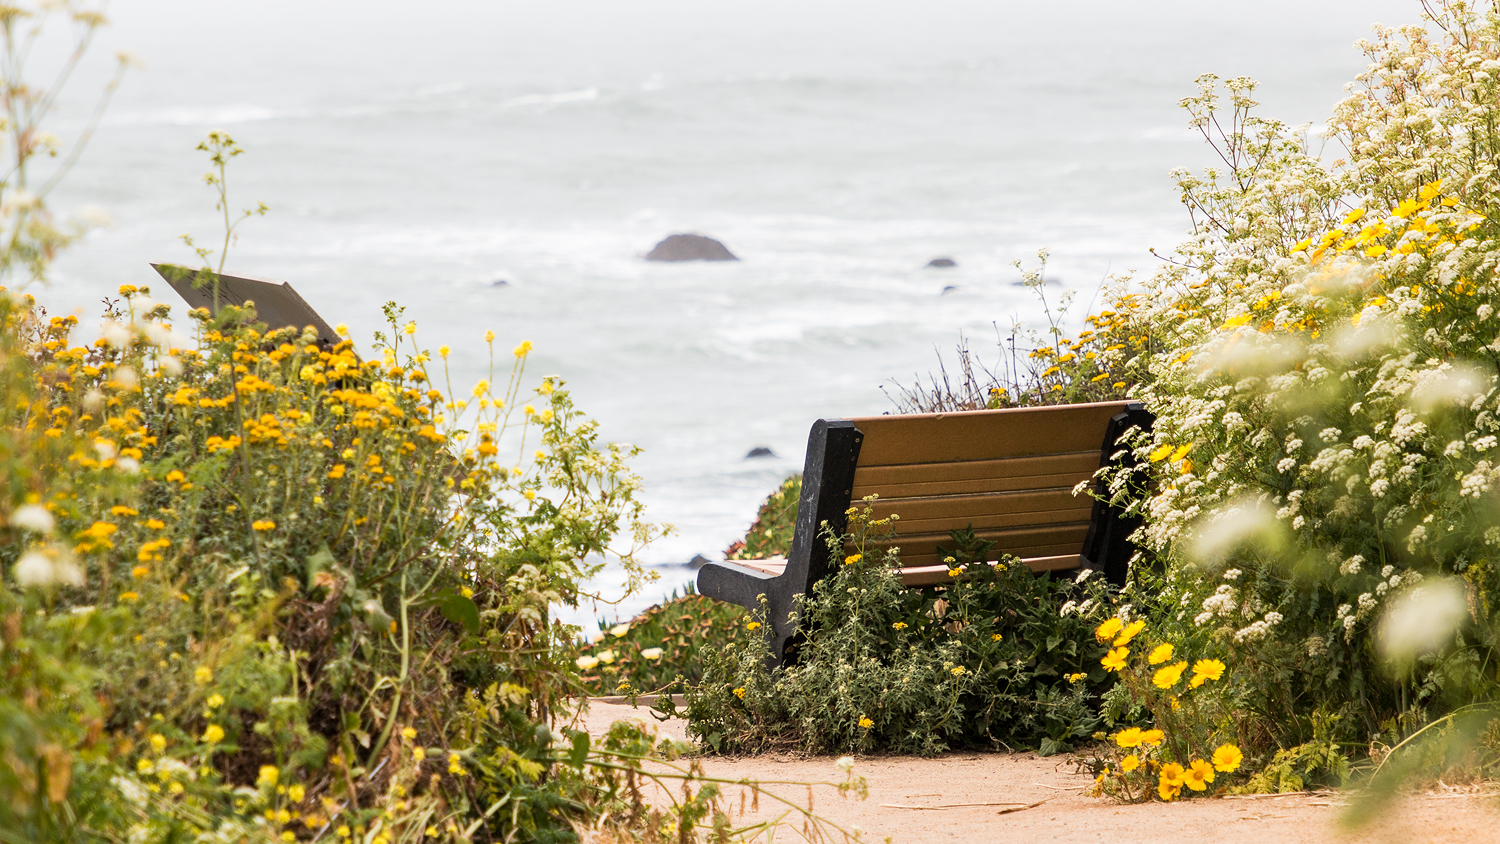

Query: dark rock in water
[927,257,957,268]
[688,554,712,568]
[941,285,960,296]
[490,279,510,287]
[744,446,777,459]
[646,233,738,262]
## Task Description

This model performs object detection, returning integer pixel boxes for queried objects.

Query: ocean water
[34,0,1414,626]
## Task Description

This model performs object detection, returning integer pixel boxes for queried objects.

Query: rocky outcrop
[744,446,777,459]
[646,234,738,262]
[926,257,957,268]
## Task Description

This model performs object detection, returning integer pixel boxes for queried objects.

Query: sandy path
[569,698,1500,844]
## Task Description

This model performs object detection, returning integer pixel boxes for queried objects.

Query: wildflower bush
[885,0,1500,793]
[681,502,1117,756]
[1108,0,1500,764]
[1083,614,1248,801]
[0,277,689,840]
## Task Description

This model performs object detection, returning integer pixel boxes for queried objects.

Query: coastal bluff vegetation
[7,1,1500,843]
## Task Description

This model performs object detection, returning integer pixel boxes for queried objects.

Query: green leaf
[305,544,337,590]
[440,593,481,634]
[569,731,590,769]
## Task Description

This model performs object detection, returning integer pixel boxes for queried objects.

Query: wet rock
[646,233,739,262]
[688,554,712,568]
[744,446,777,459]
[927,257,957,268]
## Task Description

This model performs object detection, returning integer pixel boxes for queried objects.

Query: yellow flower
[1158,762,1185,800]
[991,633,1003,642]
[1184,758,1215,791]
[145,518,166,530]
[194,666,213,685]
[512,340,531,358]
[327,464,346,479]
[1148,643,1174,665]
[1100,647,1129,672]
[413,747,426,761]
[843,553,862,566]
[1065,673,1085,684]
[165,470,186,483]
[149,734,166,753]
[747,621,762,631]
[610,623,630,638]
[1121,754,1140,773]
[1113,620,1145,647]
[1140,729,1164,746]
[203,724,225,744]
[640,647,664,660]
[401,727,417,740]
[1095,618,1123,641]
[950,665,968,677]
[1212,744,1243,773]
[859,717,874,729]
[207,694,224,708]
[1190,659,1226,688]
[288,784,305,802]
[733,687,746,699]
[252,519,275,531]
[1153,661,1188,689]
[1114,727,1144,748]
[111,505,139,517]
[575,655,599,670]
[403,321,416,335]
[258,765,279,788]
[892,621,907,630]
[337,827,351,839]
[120,591,140,603]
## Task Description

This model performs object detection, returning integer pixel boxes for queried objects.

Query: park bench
[697,401,1153,666]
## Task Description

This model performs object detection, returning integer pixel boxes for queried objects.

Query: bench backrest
[846,401,1135,570]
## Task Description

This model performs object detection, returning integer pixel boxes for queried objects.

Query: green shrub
[725,474,800,560]
[574,587,746,697]
[681,501,1117,756]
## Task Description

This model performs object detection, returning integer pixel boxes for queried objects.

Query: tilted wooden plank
[848,401,1132,466]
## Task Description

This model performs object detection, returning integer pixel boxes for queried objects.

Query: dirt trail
[570,699,1500,844]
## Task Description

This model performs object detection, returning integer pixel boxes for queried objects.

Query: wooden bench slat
[852,451,1100,490]
[853,470,1094,501]
[734,557,788,576]
[882,507,1095,536]
[849,401,1132,466]
[866,489,1091,524]
[859,524,1093,567]
[899,554,1082,586]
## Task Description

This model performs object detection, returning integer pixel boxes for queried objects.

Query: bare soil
[569,699,1500,844]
